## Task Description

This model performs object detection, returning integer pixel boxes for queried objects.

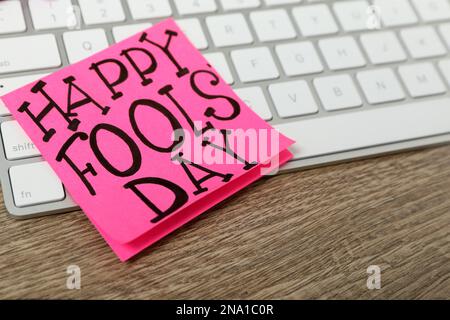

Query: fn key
[9,162,65,207]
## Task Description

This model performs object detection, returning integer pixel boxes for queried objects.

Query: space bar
[274,98,450,160]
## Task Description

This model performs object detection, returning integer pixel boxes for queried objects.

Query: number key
[126,0,172,20]
[29,0,73,30]
[174,0,217,15]
[78,0,125,25]
[0,0,26,34]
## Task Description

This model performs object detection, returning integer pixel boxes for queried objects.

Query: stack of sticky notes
[1,19,294,261]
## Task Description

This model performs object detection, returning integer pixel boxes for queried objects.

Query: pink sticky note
[1,19,294,261]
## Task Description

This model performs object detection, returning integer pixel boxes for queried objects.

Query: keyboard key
[399,63,446,98]
[203,53,234,84]
[250,9,296,42]
[10,162,65,207]
[0,0,26,34]
[439,23,450,50]
[206,14,253,47]
[333,0,370,32]
[373,0,418,27]
[360,31,407,65]
[220,0,260,10]
[176,19,208,50]
[439,59,450,86]
[126,0,172,20]
[275,41,323,76]
[357,68,405,104]
[314,75,362,111]
[0,34,61,74]
[1,120,40,160]
[235,87,272,121]
[292,4,338,37]
[411,0,450,22]
[231,47,279,83]
[264,0,301,5]
[175,0,217,15]
[275,98,450,160]
[269,80,318,118]
[63,29,109,64]
[0,101,8,117]
[112,23,152,43]
[29,0,72,30]
[319,36,366,71]
[400,26,446,59]
[78,0,125,25]
[0,73,48,116]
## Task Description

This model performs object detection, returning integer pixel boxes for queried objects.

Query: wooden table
[0,146,449,299]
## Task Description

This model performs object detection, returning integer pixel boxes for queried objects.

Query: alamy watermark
[66,265,81,290]
[366,265,381,290]
[366,5,382,30]
[170,124,283,175]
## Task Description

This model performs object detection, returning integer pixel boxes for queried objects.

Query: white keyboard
[0,0,450,218]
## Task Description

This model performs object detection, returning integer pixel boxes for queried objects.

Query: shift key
[1,120,41,160]
[0,34,61,74]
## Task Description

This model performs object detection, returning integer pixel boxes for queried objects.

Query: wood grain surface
[0,146,449,299]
